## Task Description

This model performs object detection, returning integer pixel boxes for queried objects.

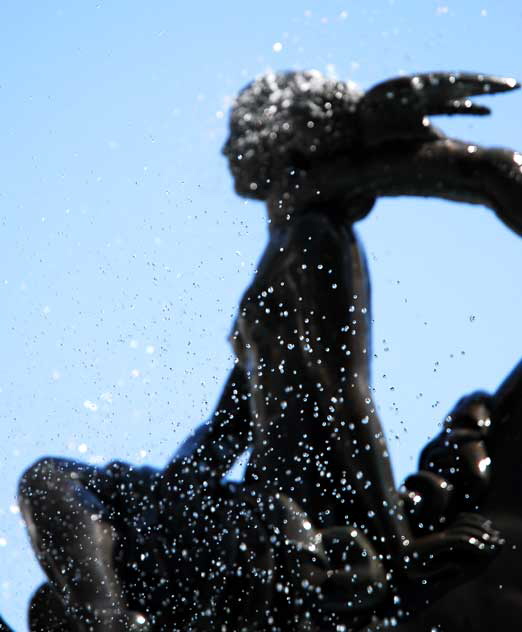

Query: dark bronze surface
[13,70,522,631]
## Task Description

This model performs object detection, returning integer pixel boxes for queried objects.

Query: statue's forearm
[163,365,251,488]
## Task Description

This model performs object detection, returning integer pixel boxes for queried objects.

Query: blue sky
[1,1,521,628]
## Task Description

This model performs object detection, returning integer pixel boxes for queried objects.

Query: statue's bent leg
[233,211,502,622]
[18,457,149,631]
[157,484,341,630]
[255,494,389,630]
[189,486,390,630]
[157,484,278,630]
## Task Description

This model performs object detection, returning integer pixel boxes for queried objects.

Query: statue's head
[223,69,522,237]
[223,71,362,201]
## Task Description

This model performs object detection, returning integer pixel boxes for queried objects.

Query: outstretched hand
[396,512,502,616]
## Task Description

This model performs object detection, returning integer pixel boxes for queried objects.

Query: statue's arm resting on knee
[160,365,252,498]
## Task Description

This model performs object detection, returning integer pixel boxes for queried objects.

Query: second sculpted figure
[15,69,522,631]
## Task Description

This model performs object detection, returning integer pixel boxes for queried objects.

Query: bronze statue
[13,70,522,631]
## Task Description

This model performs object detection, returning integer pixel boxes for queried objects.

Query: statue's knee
[18,457,64,505]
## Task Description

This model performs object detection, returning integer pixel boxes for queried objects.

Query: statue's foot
[399,512,503,612]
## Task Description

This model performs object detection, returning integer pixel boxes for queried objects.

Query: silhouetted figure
[16,69,522,631]
[223,69,521,626]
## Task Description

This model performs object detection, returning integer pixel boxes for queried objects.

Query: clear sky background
[1,1,521,629]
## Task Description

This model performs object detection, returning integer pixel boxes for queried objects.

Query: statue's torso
[232,212,373,525]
